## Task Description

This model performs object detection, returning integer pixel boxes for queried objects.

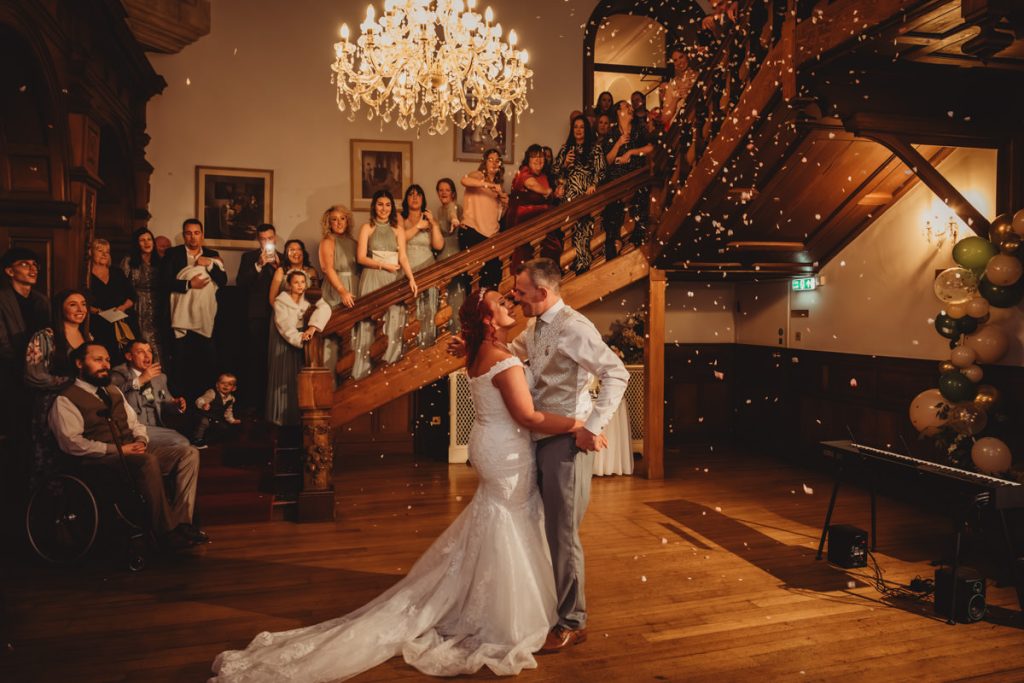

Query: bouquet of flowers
[603,308,646,364]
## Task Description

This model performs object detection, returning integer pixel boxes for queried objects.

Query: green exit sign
[791,277,817,291]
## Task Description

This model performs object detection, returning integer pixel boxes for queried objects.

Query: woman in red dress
[507,144,560,272]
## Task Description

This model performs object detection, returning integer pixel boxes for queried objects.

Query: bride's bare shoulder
[468,343,519,379]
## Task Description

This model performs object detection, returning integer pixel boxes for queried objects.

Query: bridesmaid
[120,227,165,362]
[318,204,359,381]
[435,178,465,333]
[86,238,137,360]
[353,190,418,379]
[268,239,319,305]
[24,290,91,485]
[400,184,443,348]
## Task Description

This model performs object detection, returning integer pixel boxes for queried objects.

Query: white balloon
[971,437,1012,474]
[964,324,1010,364]
[984,254,1023,287]
[965,297,990,319]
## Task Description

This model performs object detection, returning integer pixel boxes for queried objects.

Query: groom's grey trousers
[536,432,594,630]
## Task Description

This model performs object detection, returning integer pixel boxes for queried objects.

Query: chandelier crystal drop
[331,0,533,135]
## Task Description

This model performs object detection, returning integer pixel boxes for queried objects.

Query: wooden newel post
[297,329,336,522]
[641,268,666,480]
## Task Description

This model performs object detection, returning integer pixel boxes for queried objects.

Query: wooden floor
[3,445,1023,682]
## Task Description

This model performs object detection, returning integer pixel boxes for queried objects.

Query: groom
[506,258,629,652]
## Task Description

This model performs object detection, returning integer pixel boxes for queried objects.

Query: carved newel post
[297,326,336,521]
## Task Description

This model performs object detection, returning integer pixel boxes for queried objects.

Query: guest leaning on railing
[434,178,466,334]
[318,204,359,381]
[507,144,560,273]
[459,148,508,288]
[352,189,418,380]
[400,184,444,349]
[601,100,654,261]
[553,114,605,274]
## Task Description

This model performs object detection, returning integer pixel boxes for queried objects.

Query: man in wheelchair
[48,342,206,550]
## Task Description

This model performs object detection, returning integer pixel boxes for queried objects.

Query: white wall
[735,147,1024,366]
[145,0,600,281]
[580,280,735,344]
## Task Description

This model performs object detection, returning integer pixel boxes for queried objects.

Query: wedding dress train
[210,356,555,681]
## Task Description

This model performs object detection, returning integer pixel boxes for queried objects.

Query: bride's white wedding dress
[210,356,556,681]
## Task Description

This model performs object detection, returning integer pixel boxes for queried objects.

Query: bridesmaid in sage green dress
[401,185,443,349]
[318,204,359,380]
[353,190,418,380]
[435,178,465,334]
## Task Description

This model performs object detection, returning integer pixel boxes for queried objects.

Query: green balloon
[979,276,1024,308]
[934,313,960,339]
[953,236,998,271]
[939,371,978,402]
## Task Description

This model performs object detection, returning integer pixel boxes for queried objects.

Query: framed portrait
[195,166,273,249]
[453,113,514,163]
[350,139,413,211]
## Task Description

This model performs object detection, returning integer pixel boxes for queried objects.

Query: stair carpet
[194,420,302,525]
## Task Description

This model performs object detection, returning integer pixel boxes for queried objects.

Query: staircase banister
[321,165,655,336]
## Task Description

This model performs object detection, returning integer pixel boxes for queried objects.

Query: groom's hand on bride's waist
[574,427,607,452]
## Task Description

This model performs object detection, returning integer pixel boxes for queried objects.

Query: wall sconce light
[922,213,959,248]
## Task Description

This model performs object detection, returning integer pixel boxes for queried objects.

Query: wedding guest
[87,238,137,361]
[507,145,559,273]
[591,90,616,124]
[660,46,699,132]
[434,178,465,334]
[268,239,319,306]
[235,223,282,412]
[353,190,418,379]
[194,373,242,447]
[602,100,654,259]
[0,248,50,487]
[120,228,166,364]
[154,235,172,258]
[49,342,204,547]
[594,113,614,148]
[160,218,227,401]
[111,339,189,449]
[318,205,359,380]
[24,289,91,485]
[553,114,605,273]
[266,272,331,426]
[401,184,444,348]
[460,148,508,288]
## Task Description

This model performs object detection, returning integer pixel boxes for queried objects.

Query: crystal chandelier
[331,0,533,135]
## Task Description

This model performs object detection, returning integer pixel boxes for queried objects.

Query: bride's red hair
[459,287,494,366]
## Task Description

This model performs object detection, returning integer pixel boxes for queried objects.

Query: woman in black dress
[86,238,137,361]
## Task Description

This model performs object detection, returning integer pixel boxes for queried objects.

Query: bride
[210,288,583,682]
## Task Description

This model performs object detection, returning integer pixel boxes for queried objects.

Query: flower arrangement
[603,308,646,364]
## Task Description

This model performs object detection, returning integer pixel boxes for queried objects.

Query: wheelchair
[25,451,150,572]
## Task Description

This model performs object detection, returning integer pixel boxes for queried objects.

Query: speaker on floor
[827,524,867,569]
[934,567,986,623]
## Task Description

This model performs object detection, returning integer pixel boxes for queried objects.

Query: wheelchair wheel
[25,474,99,565]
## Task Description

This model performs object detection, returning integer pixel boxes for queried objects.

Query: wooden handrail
[321,164,655,336]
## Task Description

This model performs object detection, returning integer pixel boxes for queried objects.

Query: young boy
[191,373,241,448]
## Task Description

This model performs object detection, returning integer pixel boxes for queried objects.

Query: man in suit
[235,223,281,412]
[49,342,205,547]
[110,339,189,449]
[159,218,228,401]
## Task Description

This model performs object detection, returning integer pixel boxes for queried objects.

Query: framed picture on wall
[351,139,413,211]
[453,113,515,163]
[195,165,274,249]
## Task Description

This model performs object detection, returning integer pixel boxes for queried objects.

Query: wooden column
[641,268,666,480]
[297,333,336,522]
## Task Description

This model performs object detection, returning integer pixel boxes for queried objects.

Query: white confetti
[802,484,814,495]
[641,575,647,582]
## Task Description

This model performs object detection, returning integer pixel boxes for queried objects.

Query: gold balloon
[961,364,983,383]
[964,324,1010,364]
[965,296,990,319]
[999,233,1021,255]
[938,360,957,374]
[990,213,1015,247]
[973,384,1001,411]
[949,404,988,436]
[946,302,968,319]
[950,345,977,368]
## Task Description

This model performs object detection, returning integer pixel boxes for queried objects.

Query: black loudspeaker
[827,524,867,568]
[934,567,986,623]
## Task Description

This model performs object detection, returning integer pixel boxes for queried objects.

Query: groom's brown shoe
[539,625,588,653]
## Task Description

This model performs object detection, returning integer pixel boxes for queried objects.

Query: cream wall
[145,0,600,281]
[580,281,735,344]
[735,147,1024,366]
